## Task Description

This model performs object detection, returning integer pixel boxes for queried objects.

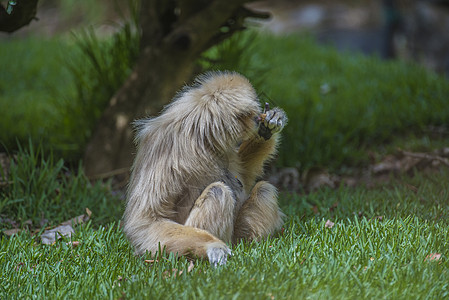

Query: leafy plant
[200,31,268,88]
[0,142,123,227]
[54,1,140,161]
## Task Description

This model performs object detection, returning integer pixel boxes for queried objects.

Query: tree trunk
[0,0,39,33]
[83,0,269,177]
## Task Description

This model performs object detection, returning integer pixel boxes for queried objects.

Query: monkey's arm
[238,135,278,189]
[238,107,287,189]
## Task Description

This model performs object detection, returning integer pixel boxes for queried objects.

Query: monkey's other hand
[206,242,232,267]
[258,107,288,140]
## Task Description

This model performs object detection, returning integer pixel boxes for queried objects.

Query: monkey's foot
[206,242,232,267]
[258,107,288,140]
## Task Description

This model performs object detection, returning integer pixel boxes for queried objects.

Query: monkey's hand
[206,242,232,267]
[258,107,288,140]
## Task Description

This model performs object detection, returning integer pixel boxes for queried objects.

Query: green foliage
[1,170,448,299]
[0,1,140,161]
[203,32,449,171]
[54,3,140,160]
[200,31,268,88]
[0,37,78,152]
[0,142,123,226]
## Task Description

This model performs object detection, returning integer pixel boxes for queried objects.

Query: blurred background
[4,0,449,73]
[256,0,449,74]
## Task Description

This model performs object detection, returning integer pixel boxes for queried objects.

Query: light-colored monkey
[123,71,287,266]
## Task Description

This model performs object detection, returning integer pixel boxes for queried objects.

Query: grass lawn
[0,37,78,151]
[1,166,448,299]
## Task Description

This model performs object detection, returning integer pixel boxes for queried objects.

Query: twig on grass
[398,149,449,167]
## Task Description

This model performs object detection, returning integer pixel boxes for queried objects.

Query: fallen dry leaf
[400,149,449,168]
[187,261,195,273]
[85,207,92,218]
[371,155,401,174]
[325,219,335,228]
[61,214,89,227]
[162,268,183,279]
[41,225,74,245]
[3,228,21,236]
[67,241,81,247]
[144,259,159,264]
[425,253,442,262]
[60,208,92,227]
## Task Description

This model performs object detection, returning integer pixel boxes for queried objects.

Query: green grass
[0,37,78,152]
[0,8,138,161]
[0,143,123,227]
[1,169,448,299]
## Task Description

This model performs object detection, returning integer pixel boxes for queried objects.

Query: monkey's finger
[263,110,274,127]
[272,119,284,132]
[264,102,270,113]
[267,110,279,129]
[268,117,278,129]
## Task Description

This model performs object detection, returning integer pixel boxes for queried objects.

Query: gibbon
[123,71,287,266]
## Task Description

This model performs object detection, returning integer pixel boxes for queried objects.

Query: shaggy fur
[123,71,287,266]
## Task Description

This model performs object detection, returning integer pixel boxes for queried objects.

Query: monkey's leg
[128,219,231,266]
[125,182,235,266]
[233,181,284,242]
[185,182,236,244]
